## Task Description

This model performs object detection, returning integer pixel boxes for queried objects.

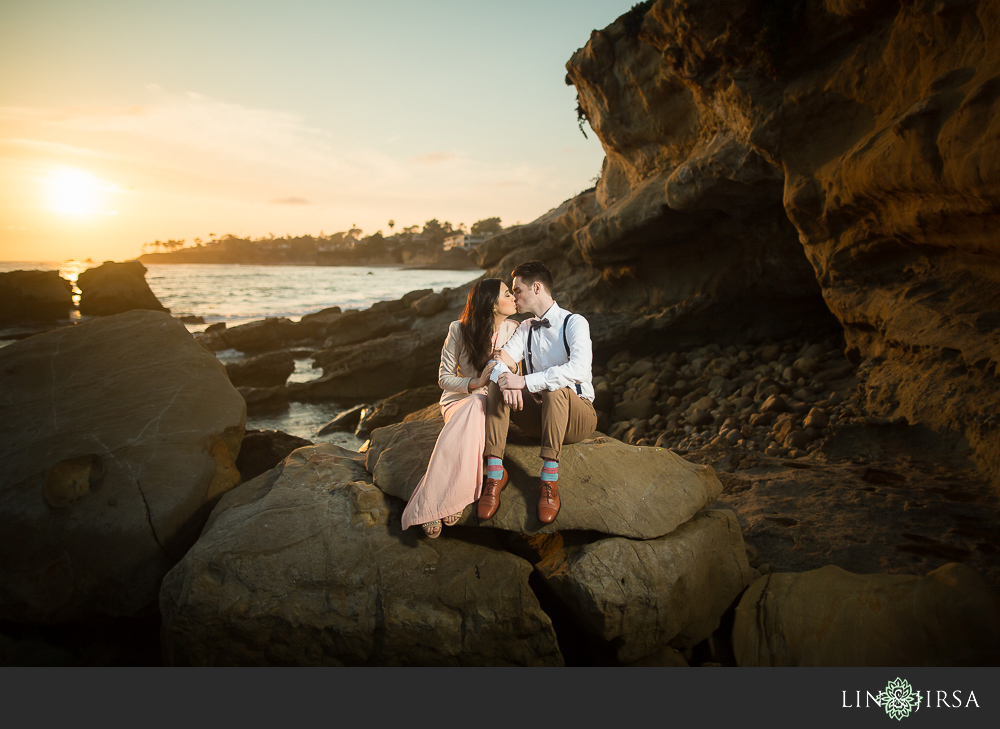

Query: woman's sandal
[442,511,463,527]
[422,520,442,538]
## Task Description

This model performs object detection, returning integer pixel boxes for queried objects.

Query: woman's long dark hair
[460,278,503,373]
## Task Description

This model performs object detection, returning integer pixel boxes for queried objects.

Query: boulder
[317,404,367,435]
[160,445,562,666]
[402,404,444,423]
[593,380,614,415]
[411,292,447,317]
[400,289,433,306]
[0,310,245,623]
[613,396,655,421]
[298,305,341,323]
[224,351,296,387]
[365,421,723,539]
[0,270,73,324]
[76,261,168,316]
[355,385,442,437]
[212,317,299,354]
[237,385,288,414]
[290,323,450,402]
[312,307,414,349]
[733,563,1000,667]
[535,510,756,663]
[236,429,312,482]
[472,192,601,271]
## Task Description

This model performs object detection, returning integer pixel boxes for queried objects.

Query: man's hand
[498,372,525,391]
[503,387,523,410]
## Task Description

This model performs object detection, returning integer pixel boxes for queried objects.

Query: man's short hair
[511,260,554,295]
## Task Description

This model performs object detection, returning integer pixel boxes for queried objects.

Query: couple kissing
[400,260,598,538]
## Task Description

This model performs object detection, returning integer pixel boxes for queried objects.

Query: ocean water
[1,261,480,330]
[1,261,481,446]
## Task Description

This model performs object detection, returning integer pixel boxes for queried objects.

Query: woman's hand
[492,349,516,370]
[469,360,497,391]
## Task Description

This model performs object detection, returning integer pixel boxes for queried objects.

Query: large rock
[225,351,295,387]
[0,310,245,623]
[235,429,312,482]
[0,270,73,324]
[317,404,367,435]
[365,420,723,539]
[473,192,601,273]
[733,563,1000,667]
[210,317,299,354]
[237,385,288,414]
[535,509,756,663]
[307,307,414,349]
[402,403,443,423]
[160,445,562,666]
[291,324,449,402]
[410,292,447,317]
[355,385,442,437]
[76,260,168,316]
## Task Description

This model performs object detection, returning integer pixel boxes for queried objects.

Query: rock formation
[0,310,245,623]
[733,562,1000,666]
[160,415,758,667]
[235,429,312,482]
[160,445,563,666]
[76,260,168,316]
[225,351,296,388]
[466,0,1000,491]
[238,385,289,414]
[288,305,462,402]
[366,420,723,538]
[535,509,757,663]
[317,404,367,435]
[0,270,73,324]
[354,385,442,437]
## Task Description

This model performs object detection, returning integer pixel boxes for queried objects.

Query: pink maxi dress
[400,318,518,530]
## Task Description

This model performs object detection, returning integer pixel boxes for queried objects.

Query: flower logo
[878,678,921,720]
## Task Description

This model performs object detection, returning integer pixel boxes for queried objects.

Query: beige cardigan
[438,318,519,408]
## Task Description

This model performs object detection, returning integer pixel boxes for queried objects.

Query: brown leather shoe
[477,468,508,520]
[537,479,560,524]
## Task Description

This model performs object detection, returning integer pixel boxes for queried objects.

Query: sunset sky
[0,0,632,263]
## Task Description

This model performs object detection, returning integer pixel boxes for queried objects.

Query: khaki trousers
[484,382,598,461]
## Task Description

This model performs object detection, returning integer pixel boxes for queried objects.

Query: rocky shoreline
[1,283,997,665]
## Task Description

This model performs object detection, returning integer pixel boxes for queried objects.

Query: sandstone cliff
[478,0,1000,489]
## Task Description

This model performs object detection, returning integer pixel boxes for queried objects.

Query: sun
[48,168,103,215]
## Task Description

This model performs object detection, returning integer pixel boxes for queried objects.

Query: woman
[400,278,519,537]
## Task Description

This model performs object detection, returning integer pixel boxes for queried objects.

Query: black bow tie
[530,318,550,330]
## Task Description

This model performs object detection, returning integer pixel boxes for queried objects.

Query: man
[478,260,598,524]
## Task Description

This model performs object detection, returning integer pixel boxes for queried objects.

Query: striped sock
[486,456,503,480]
[540,459,559,482]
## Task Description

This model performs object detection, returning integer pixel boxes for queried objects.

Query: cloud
[409,151,457,165]
[270,197,311,205]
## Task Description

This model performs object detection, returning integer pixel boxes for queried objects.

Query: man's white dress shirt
[490,302,595,401]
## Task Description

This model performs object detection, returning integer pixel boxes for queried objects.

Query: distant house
[443,233,488,251]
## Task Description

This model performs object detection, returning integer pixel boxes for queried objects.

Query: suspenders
[526,313,583,396]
